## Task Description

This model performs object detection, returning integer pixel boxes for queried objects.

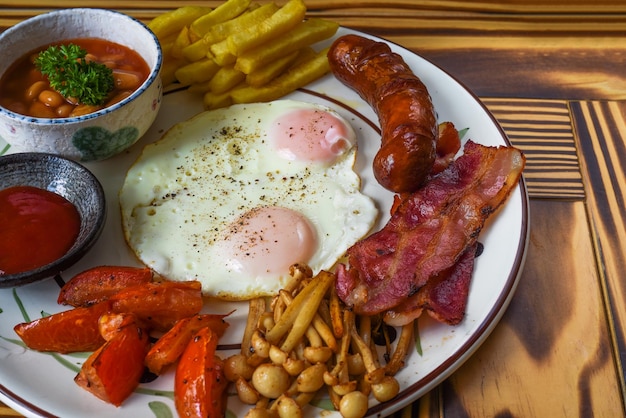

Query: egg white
[119,100,378,300]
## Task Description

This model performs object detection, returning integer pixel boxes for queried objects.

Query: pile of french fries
[148,0,339,110]
[223,264,414,418]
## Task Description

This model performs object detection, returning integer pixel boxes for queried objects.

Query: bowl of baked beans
[0,8,162,161]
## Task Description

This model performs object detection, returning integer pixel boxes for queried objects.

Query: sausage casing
[327,34,437,193]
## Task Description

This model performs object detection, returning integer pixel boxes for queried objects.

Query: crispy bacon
[336,140,525,316]
[383,243,478,326]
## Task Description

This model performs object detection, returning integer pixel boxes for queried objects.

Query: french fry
[235,18,339,74]
[188,79,214,95]
[170,25,193,59]
[231,47,332,105]
[181,37,215,64]
[161,58,187,87]
[210,38,237,66]
[226,0,307,56]
[208,64,246,94]
[175,58,221,86]
[204,90,234,111]
[182,3,278,63]
[245,49,299,87]
[289,45,318,66]
[159,33,180,55]
[202,2,264,44]
[148,6,212,40]
[189,0,251,38]
[149,2,338,104]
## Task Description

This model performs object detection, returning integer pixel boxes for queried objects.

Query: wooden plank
[404,45,626,102]
[571,100,626,392]
[0,403,22,417]
[484,98,584,200]
[3,3,626,27]
[306,0,626,13]
[3,0,626,14]
[422,200,624,416]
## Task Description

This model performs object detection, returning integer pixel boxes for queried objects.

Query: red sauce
[0,186,81,275]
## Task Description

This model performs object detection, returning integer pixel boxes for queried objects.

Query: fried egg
[119,100,378,300]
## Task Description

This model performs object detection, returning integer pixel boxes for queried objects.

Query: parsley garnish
[34,44,115,106]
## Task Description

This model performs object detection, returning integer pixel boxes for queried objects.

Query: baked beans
[0,38,150,118]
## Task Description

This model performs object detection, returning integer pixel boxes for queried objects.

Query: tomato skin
[74,313,150,406]
[109,280,203,331]
[146,313,230,375]
[175,327,228,418]
[13,301,111,353]
[58,265,154,307]
[431,121,461,174]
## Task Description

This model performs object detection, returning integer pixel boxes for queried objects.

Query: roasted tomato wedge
[75,313,150,406]
[13,301,111,353]
[58,265,153,307]
[431,121,461,175]
[146,313,230,375]
[109,280,203,331]
[175,327,228,418]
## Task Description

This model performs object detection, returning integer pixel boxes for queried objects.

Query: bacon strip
[336,141,525,316]
[383,243,478,326]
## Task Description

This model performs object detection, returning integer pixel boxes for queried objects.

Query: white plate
[0,27,529,418]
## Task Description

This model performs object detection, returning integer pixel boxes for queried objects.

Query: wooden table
[1,1,625,417]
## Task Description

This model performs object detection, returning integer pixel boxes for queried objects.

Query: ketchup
[0,185,81,275]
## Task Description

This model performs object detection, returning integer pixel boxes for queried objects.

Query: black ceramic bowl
[0,153,106,287]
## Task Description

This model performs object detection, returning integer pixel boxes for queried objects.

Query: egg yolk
[219,206,317,278]
[270,108,354,164]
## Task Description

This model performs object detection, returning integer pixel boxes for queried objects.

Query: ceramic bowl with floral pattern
[0,8,162,161]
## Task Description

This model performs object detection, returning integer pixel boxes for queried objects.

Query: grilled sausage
[327,34,437,193]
